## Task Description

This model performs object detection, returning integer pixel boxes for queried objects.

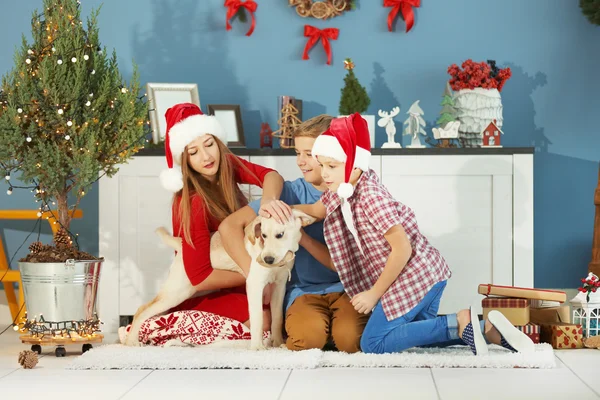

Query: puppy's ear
[292,209,317,227]
[246,218,262,245]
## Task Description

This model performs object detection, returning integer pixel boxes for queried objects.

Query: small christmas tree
[339,58,370,115]
[437,82,457,128]
[580,0,600,25]
[272,103,302,148]
[0,0,148,249]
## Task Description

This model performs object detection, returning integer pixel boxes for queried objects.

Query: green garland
[580,0,600,25]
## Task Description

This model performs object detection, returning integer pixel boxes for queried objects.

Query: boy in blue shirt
[219,115,368,352]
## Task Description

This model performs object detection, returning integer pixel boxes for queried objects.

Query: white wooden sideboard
[98,148,534,333]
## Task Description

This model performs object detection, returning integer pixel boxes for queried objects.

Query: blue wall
[1,0,599,288]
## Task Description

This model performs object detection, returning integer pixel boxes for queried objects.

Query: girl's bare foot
[456,309,471,339]
[484,319,502,345]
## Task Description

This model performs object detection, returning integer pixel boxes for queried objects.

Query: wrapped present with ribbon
[482,297,530,326]
[530,305,571,324]
[540,323,583,349]
[478,284,567,303]
[515,323,540,344]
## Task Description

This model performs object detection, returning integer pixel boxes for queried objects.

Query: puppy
[125,209,315,349]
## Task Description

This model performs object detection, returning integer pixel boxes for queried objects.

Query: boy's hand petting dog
[351,289,380,314]
[259,199,292,224]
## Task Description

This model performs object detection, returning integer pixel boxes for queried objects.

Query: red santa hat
[159,103,226,192]
[311,112,371,200]
[311,113,370,253]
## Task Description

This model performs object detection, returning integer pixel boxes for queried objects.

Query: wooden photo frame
[207,104,245,147]
[146,83,200,144]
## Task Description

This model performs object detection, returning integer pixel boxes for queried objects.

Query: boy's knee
[331,319,364,353]
[285,296,329,351]
[286,328,328,351]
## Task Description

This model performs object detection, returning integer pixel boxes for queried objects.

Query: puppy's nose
[264,256,275,265]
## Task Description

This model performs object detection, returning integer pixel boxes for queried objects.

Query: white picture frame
[146,83,200,144]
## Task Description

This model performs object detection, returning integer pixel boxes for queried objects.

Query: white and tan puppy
[125,209,315,349]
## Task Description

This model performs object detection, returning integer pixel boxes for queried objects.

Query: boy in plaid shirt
[295,113,535,355]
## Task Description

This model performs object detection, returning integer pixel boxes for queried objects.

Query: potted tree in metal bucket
[0,0,148,356]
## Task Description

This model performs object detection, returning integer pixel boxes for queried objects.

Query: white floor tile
[433,365,599,400]
[0,368,16,379]
[556,349,600,395]
[0,369,151,399]
[122,369,291,400]
[281,368,438,400]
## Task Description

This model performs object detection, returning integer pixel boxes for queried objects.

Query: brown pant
[285,292,370,353]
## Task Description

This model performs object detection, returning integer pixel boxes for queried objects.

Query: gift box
[515,323,540,344]
[482,297,530,326]
[540,323,583,349]
[478,284,566,303]
[530,306,571,324]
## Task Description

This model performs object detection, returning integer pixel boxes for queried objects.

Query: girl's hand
[351,289,380,314]
[259,199,292,224]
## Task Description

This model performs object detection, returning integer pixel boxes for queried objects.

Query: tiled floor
[0,328,599,400]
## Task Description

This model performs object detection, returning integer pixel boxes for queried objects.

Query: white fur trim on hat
[169,114,226,165]
[337,182,354,199]
[312,134,347,163]
[160,165,184,193]
[354,146,370,171]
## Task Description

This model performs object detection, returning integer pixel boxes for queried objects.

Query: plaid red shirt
[321,169,452,321]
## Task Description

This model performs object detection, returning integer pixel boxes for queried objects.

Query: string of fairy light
[0,0,156,247]
[13,313,102,339]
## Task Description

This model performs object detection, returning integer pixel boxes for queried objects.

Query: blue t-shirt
[249,178,344,310]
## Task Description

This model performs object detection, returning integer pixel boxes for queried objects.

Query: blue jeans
[360,281,485,354]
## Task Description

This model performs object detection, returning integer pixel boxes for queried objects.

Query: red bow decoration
[302,25,339,66]
[384,0,420,33]
[225,0,258,37]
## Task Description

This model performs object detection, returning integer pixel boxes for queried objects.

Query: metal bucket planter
[19,259,102,322]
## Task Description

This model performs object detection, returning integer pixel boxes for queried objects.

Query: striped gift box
[482,297,529,308]
[515,324,540,344]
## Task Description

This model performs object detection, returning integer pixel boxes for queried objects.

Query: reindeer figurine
[377,106,402,148]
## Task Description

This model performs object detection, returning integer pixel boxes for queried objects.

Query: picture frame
[206,104,245,147]
[146,83,200,144]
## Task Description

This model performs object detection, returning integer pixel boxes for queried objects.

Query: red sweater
[172,155,274,286]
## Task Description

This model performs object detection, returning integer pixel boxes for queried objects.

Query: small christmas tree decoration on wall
[339,58,370,115]
[403,100,426,148]
[272,103,302,148]
[580,0,600,25]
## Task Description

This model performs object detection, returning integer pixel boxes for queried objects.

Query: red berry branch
[447,59,512,92]
[578,273,600,303]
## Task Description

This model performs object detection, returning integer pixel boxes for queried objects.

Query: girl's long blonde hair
[176,136,257,245]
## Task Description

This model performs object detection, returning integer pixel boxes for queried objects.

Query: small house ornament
[260,122,273,148]
[481,119,503,147]
[377,107,401,148]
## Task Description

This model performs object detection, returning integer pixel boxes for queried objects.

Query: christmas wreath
[289,0,355,20]
[580,0,600,25]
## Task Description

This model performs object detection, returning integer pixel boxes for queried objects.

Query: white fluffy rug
[66,343,556,370]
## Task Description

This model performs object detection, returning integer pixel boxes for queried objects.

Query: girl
[158,102,290,330]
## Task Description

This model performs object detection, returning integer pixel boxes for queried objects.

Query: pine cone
[28,241,44,254]
[54,228,72,248]
[18,350,38,369]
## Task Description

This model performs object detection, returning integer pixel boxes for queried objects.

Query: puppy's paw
[124,335,142,347]
[271,336,284,348]
[250,341,267,351]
